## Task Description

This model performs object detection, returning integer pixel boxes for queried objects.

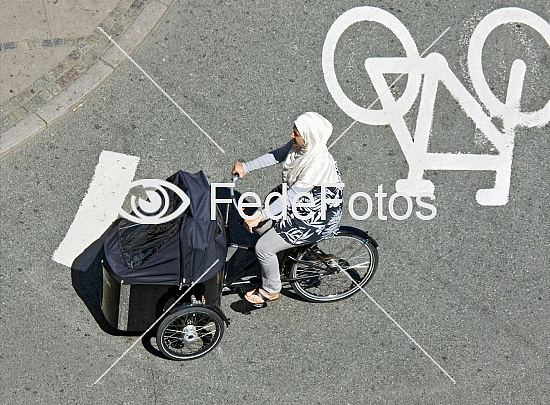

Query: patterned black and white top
[243,141,343,246]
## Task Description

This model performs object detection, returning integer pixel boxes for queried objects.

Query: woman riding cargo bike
[232,112,378,306]
[101,112,378,360]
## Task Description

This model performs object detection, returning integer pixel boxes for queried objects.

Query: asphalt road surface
[1,0,549,403]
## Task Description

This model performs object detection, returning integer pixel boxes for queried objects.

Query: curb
[0,0,175,161]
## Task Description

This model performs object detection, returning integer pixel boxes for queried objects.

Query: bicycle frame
[220,179,333,289]
[221,176,379,292]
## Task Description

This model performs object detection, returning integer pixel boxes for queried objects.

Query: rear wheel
[156,306,224,360]
[289,232,378,302]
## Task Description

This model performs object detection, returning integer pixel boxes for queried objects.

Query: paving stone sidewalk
[0,0,170,150]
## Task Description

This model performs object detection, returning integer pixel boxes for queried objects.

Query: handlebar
[229,173,271,235]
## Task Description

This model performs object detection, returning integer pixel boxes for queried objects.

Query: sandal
[244,288,280,308]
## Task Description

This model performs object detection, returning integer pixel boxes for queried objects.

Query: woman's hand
[232,162,245,179]
[243,211,263,233]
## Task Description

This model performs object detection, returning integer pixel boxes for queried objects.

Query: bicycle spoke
[346,252,371,261]
[290,233,377,301]
[339,259,372,270]
[158,308,224,360]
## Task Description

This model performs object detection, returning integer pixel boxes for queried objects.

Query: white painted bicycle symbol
[323,7,550,206]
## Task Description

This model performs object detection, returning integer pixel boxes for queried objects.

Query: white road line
[93,259,220,385]
[97,27,226,154]
[328,27,450,150]
[337,263,456,384]
[52,151,139,268]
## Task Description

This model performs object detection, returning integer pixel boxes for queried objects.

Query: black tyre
[289,232,378,302]
[156,306,224,360]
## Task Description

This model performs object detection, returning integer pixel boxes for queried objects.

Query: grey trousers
[255,226,294,294]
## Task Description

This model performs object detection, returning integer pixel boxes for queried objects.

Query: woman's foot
[244,288,280,305]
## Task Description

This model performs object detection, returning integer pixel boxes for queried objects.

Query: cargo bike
[101,171,378,360]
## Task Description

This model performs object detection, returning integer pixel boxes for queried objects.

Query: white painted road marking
[335,262,456,384]
[97,27,226,154]
[52,150,139,268]
[323,7,550,206]
[327,26,450,149]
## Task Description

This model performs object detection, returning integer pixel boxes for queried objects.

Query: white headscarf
[282,112,340,188]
